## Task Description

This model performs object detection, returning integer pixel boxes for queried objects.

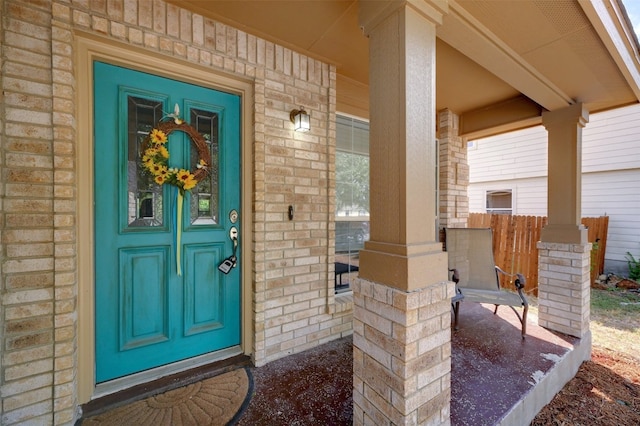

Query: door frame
[76,32,254,403]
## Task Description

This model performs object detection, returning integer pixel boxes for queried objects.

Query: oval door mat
[83,368,250,425]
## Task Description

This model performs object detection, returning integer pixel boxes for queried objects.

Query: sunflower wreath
[140,118,211,276]
[141,120,210,193]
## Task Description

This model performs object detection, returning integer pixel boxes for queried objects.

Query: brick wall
[438,108,469,232]
[2,1,59,424]
[0,0,350,423]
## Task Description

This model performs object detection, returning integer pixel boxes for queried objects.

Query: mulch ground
[234,336,353,425]
[532,347,640,425]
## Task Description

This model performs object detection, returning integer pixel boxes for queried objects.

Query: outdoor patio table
[334,262,359,288]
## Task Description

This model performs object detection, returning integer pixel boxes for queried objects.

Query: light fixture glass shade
[291,108,310,132]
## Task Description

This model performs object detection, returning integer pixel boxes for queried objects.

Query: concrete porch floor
[83,299,590,425]
[234,299,590,425]
[451,302,589,425]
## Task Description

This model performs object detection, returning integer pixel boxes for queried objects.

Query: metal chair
[446,228,529,338]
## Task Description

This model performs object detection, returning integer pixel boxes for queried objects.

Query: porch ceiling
[169,0,640,138]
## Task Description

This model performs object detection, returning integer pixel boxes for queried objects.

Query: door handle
[218,226,239,274]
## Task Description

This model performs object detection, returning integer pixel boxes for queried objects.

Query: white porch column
[354,1,453,425]
[538,103,592,338]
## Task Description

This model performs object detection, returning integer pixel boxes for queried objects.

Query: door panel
[120,247,170,350]
[94,62,241,383]
[184,244,226,335]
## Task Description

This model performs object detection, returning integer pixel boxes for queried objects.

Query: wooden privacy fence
[467,213,609,295]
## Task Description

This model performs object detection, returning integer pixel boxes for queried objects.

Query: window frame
[485,189,514,214]
[334,114,370,292]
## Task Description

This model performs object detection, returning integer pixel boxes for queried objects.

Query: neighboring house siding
[468,104,640,276]
[583,169,640,267]
[468,125,548,182]
[582,106,640,172]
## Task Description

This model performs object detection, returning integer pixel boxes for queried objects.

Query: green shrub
[626,252,640,281]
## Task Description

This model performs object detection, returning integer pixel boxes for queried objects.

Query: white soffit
[169,0,640,117]
[579,0,640,101]
[437,0,573,111]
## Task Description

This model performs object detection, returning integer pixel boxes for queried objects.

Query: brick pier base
[537,242,592,338]
[352,278,454,425]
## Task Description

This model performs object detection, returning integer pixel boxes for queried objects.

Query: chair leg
[452,301,461,330]
[521,305,528,339]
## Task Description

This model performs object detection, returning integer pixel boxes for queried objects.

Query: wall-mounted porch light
[290,107,310,132]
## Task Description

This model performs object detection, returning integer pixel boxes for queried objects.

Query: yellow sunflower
[150,129,168,144]
[142,155,154,168]
[176,169,194,183]
[176,169,197,190]
[153,165,168,177]
[158,146,169,158]
[151,163,164,175]
[182,177,197,191]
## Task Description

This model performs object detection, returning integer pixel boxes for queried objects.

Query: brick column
[437,109,468,232]
[353,278,453,425]
[357,1,452,424]
[537,242,591,338]
[539,103,591,339]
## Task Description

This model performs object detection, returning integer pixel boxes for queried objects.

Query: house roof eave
[580,0,640,102]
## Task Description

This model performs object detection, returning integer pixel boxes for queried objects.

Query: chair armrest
[495,267,528,303]
[515,273,528,309]
[514,273,526,290]
[448,268,460,284]
[495,266,526,288]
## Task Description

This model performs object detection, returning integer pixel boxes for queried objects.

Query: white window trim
[485,188,515,214]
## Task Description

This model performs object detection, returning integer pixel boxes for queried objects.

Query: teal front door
[94,62,241,383]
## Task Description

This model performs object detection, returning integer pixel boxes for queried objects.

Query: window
[486,190,513,214]
[434,139,439,223]
[335,115,370,292]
